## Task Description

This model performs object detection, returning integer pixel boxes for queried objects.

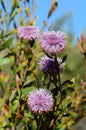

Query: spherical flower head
[28,88,53,114]
[39,56,65,74]
[40,31,67,55]
[17,26,40,41]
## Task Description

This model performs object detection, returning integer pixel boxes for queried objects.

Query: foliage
[0,0,86,130]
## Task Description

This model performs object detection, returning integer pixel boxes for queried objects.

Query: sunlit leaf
[69,112,77,118]
[1,14,8,23]
[61,80,73,86]
[65,97,71,108]
[10,8,22,21]
[25,6,30,16]
[48,1,58,18]
[5,29,17,36]
[0,9,2,14]
[0,38,13,50]
[10,0,19,16]
[28,16,38,26]
[56,122,66,130]
[22,86,35,95]
[0,57,11,66]
[68,77,75,87]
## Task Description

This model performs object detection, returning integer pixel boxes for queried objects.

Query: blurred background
[0,0,86,130]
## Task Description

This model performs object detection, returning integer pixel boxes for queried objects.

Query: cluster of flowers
[17,26,67,115]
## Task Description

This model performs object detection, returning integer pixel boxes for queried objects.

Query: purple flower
[28,88,53,114]
[40,31,67,54]
[39,56,65,74]
[17,26,40,41]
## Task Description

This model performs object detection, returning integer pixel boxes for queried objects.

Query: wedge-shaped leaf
[61,80,73,86]
[8,29,17,36]
[1,14,8,23]
[25,6,30,16]
[68,77,75,87]
[65,97,71,108]
[10,0,19,16]
[62,55,67,63]
[34,71,44,88]
[56,122,66,130]
[22,86,35,95]
[24,74,35,87]
[48,1,58,18]
[69,112,77,118]
[0,38,13,50]
[10,8,22,21]
[0,57,11,66]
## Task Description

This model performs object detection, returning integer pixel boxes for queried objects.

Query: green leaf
[35,73,44,88]
[0,0,6,12]
[61,80,73,86]
[22,87,35,95]
[24,74,35,88]
[10,0,19,16]
[62,55,67,63]
[69,112,77,118]
[55,122,66,130]
[10,8,22,21]
[48,1,58,18]
[0,38,13,50]
[0,57,11,66]
[65,98,71,108]
[68,77,75,87]
[25,6,30,16]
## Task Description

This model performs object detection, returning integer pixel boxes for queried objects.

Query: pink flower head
[17,26,40,41]
[40,31,67,55]
[28,88,53,114]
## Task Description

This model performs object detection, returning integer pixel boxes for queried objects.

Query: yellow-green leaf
[48,1,58,18]
[0,38,13,50]
[0,57,11,66]
[22,86,35,95]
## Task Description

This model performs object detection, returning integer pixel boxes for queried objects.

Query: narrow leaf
[61,80,73,86]
[48,1,58,18]
[1,0,6,12]
[0,57,11,66]
[10,0,19,16]
[22,87,35,95]
[62,55,67,63]
[0,38,13,50]
[65,98,71,107]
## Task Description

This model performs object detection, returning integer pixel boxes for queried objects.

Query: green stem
[14,122,17,130]
[47,75,51,89]
[35,116,41,130]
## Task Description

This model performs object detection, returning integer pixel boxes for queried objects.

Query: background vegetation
[0,0,86,130]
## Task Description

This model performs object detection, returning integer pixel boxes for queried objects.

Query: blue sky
[0,0,86,43]
[35,0,86,43]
